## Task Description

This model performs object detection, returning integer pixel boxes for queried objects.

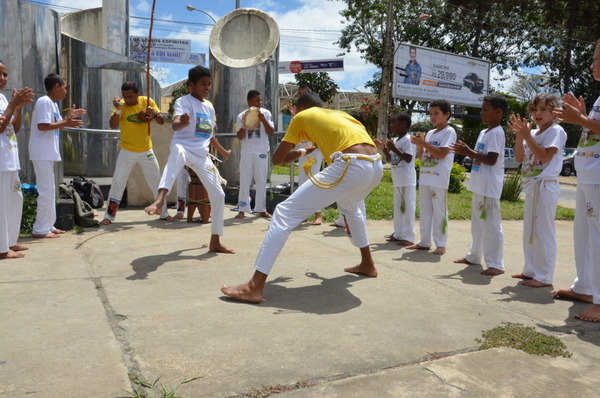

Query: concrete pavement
[1,203,599,397]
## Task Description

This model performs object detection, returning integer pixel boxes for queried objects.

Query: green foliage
[410,121,434,134]
[124,374,201,398]
[476,322,572,358]
[357,97,406,136]
[293,72,339,104]
[168,85,189,117]
[20,192,38,235]
[448,162,467,194]
[500,172,523,202]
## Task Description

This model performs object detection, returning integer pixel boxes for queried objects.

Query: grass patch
[476,322,572,358]
[124,374,201,398]
[271,164,297,176]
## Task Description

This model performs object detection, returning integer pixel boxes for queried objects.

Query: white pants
[254,153,383,275]
[298,149,323,214]
[0,171,22,252]
[334,200,366,227]
[237,152,269,213]
[176,168,189,214]
[32,160,57,235]
[417,185,448,247]
[464,193,504,270]
[104,148,169,221]
[159,143,225,236]
[391,186,416,242]
[572,183,600,304]
[522,180,559,284]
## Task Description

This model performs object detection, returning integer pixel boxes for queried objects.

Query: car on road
[462,148,521,172]
[561,148,576,176]
[463,72,484,93]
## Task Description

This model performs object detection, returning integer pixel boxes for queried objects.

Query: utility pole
[376,0,394,142]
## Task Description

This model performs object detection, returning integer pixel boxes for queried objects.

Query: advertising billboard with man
[393,43,490,107]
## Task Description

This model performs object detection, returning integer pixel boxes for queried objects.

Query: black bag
[70,176,104,209]
[58,184,99,227]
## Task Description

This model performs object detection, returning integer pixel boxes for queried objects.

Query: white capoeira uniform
[29,95,62,236]
[103,148,170,221]
[253,106,383,275]
[389,134,417,242]
[158,94,226,236]
[572,97,600,303]
[463,126,505,270]
[519,123,566,284]
[176,168,189,215]
[0,94,23,252]
[254,152,383,275]
[416,126,456,248]
[236,107,273,213]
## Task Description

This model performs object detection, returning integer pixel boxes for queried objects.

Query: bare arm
[172,113,190,131]
[0,88,33,133]
[451,140,498,166]
[260,111,275,136]
[554,94,600,134]
[272,141,316,165]
[508,114,556,163]
[210,132,232,162]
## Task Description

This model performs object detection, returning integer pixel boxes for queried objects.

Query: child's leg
[398,186,416,243]
[464,193,484,264]
[414,185,433,248]
[481,196,504,271]
[102,149,138,222]
[0,171,14,253]
[140,149,171,220]
[8,171,23,248]
[31,160,57,236]
[191,155,226,236]
[523,181,559,286]
[237,152,253,214]
[430,186,448,252]
[253,153,269,213]
[175,168,189,218]
[145,146,187,215]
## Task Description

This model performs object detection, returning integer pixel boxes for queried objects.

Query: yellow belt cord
[303,154,380,189]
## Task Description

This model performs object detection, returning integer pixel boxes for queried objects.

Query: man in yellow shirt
[100,81,172,225]
[221,92,383,303]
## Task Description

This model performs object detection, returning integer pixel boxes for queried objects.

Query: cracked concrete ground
[1,205,598,397]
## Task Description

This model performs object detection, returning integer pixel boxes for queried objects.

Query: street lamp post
[186,5,217,24]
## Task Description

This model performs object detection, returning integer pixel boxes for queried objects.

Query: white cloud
[135,0,151,14]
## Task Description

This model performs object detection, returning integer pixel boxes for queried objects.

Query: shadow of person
[536,304,600,347]
[435,263,492,286]
[396,249,442,264]
[494,283,555,304]
[126,246,214,280]
[221,272,364,315]
[369,241,409,252]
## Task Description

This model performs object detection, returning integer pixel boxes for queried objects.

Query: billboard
[130,36,205,65]
[393,43,490,107]
[278,58,344,74]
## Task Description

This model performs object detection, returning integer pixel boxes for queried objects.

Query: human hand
[288,103,297,116]
[507,114,531,138]
[305,145,317,155]
[385,139,396,151]
[450,140,470,155]
[179,112,191,126]
[68,104,87,119]
[64,114,83,128]
[562,92,586,114]
[11,87,34,108]
[373,139,385,150]
[410,132,426,146]
[112,96,122,109]
[222,149,231,162]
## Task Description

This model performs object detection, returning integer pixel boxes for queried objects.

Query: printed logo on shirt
[12,181,21,192]
[126,113,144,124]
[586,202,596,218]
[53,111,60,136]
[195,112,213,139]
[578,130,600,148]
[247,127,261,139]
[6,131,17,149]
[420,152,439,168]
[471,141,486,172]
[522,153,543,177]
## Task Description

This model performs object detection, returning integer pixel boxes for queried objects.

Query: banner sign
[393,43,490,107]
[278,59,344,74]
[130,36,191,52]
[129,36,204,65]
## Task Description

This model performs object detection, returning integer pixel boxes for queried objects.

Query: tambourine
[242,107,261,129]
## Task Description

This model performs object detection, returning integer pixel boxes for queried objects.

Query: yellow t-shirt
[112,96,160,152]
[283,107,375,163]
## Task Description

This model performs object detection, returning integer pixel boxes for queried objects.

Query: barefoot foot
[174,213,184,220]
[259,212,272,220]
[395,240,414,247]
[234,212,245,219]
[32,232,60,238]
[406,244,430,250]
[433,247,446,255]
[220,283,262,303]
[99,218,112,225]
[160,216,175,221]
[574,305,600,322]
[0,250,25,259]
[481,268,505,276]
[511,273,532,280]
[344,264,378,277]
[52,229,65,234]
[144,202,162,215]
[454,258,474,265]
[522,279,552,288]
[551,287,593,303]
[9,244,28,252]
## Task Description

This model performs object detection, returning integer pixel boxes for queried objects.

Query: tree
[294,72,340,104]
[510,74,554,103]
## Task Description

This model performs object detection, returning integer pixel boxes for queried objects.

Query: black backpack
[70,176,105,209]
[58,184,99,227]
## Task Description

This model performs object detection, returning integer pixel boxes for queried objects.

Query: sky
[38,0,519,94]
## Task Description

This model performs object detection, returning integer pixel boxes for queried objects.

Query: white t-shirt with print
[521,123,566,182]
[29,95,62,161]
[0,94,20,171]
[575,96,600,184]
[389,134,416,187]
[468,126,505,199]
[236,107,273,154]
[172,94,216,157]
[419,125,457,189]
